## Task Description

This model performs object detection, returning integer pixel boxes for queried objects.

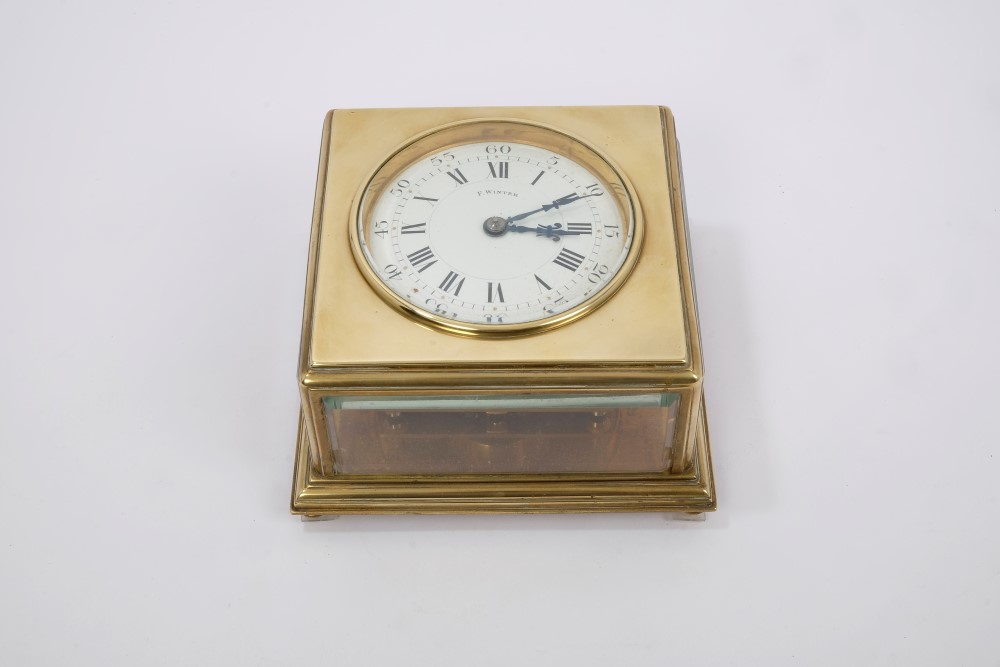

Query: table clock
[291,105,714,516]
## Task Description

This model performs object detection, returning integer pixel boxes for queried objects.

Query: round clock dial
[352,121,641,336]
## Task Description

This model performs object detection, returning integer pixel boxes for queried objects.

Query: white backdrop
[2,1,998,665]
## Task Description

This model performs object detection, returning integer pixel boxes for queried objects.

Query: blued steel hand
[506,222,588,241]
[505,193,598,224]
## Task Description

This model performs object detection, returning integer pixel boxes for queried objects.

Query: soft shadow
[302,511,730,533]
[691,223,773,514]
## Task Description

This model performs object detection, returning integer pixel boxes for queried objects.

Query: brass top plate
[304,106,692,373]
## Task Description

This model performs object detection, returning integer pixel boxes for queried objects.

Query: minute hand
[505,193,598,224]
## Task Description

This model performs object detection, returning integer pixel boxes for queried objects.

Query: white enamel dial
[357,136,635,330]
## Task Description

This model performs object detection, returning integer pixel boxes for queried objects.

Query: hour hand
[507,223,588,241]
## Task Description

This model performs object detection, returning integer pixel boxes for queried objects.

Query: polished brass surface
[306,106,690,368]
[292,105,713,515]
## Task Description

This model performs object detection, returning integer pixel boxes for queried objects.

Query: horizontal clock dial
[359,140,632,326]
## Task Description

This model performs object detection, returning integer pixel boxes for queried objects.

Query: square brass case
[292,105,714,515]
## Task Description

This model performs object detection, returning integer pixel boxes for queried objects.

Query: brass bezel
[348,118,644,338]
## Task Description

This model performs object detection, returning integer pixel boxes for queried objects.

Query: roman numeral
[552,248,585,272]
[487,282,505,303]
[407,246,437,272]
[401,223,426,234]
[534,274,552,292]
[413,195,438,202]
[531,171,545,185]
[447,168,468,185]
[488,162,509,179]
[438,271,465,295]
[567,223,592,234]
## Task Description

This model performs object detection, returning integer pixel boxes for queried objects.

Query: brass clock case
[293,106,714,516]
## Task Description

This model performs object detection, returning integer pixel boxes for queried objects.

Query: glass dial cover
[352,121,640,335]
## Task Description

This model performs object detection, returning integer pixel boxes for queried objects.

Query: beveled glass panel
[323,393,679,475]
